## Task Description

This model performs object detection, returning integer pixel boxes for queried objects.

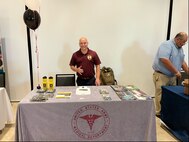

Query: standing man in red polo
[70,37,101,86]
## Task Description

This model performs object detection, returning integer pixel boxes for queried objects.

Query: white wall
[0,0,30,100]
[0,0,188,100]
[33,0,169,97]
[171,0,188,63]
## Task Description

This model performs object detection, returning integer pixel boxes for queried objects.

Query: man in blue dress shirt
[152,32,189,117]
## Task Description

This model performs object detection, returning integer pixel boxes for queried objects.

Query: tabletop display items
[45,76,55,97]
[111,85,152,100]
[125,85,152,100]
[36,76,55,94]
[31,93,48,102]
[42,76,48,91]
[76,86,91,95]
[48,76,53,90]
[47,76,55,93]
[99,89,112,101]
[36,76,47,93]
[111,85,137,100]
[56,91,72,99]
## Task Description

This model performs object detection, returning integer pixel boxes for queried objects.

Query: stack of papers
[125,85,151,100]
[111,85,151,100]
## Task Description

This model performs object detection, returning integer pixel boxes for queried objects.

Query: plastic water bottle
[48,76,54,91]
[42,76,47,91]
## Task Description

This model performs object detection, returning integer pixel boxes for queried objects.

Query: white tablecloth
[15,86,156,141]
[0,88,14,130]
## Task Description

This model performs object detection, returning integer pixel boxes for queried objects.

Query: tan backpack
[100,66,117,85]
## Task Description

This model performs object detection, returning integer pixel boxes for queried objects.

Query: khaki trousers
[153,71,176,115]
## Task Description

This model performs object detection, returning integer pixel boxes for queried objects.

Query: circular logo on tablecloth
[71,104,110,140]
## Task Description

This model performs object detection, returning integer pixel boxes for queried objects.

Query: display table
[0,88,14,131]
[161,86,189,141]
[15,86,156,141]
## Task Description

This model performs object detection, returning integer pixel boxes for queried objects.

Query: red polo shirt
[69,48,101,78]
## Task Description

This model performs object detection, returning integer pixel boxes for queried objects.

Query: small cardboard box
[183,79,189,95]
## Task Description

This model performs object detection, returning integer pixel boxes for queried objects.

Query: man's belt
[78,76,94,80]
[155,71,164,75]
